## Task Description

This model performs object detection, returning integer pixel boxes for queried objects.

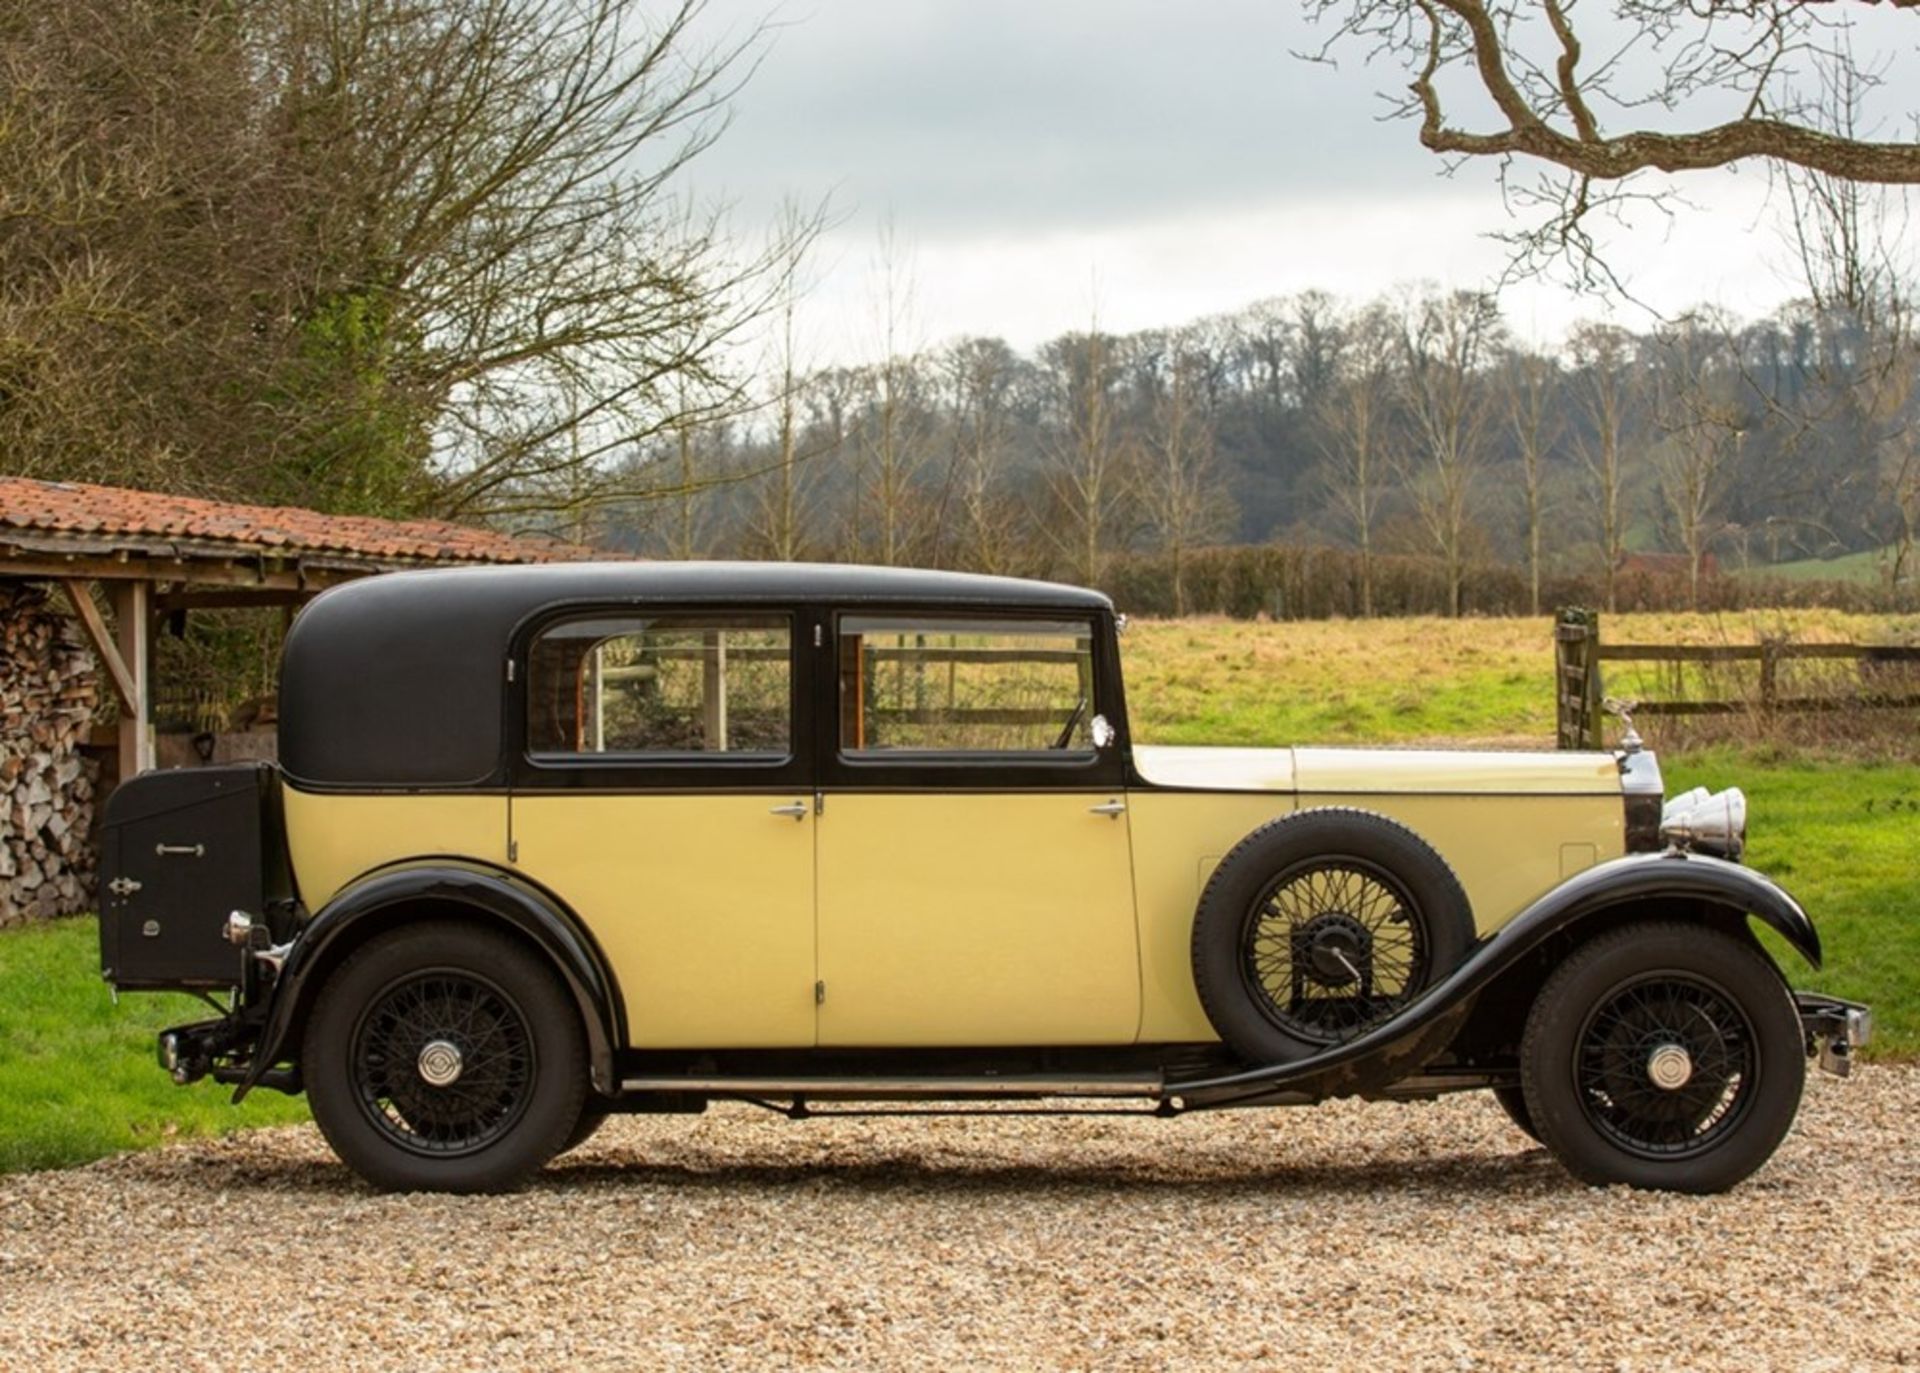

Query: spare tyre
[1190,808,1475,1064]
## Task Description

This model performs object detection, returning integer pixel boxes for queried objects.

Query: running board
[618,1072,1165,1101]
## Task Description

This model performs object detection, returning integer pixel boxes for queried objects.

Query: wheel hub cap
[1301,913,1372,986]
[417,1038,464,1087]
[1645,1042,1693,1091]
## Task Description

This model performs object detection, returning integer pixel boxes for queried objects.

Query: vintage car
[98,564,1869,1194]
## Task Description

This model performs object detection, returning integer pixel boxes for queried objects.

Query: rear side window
[528,614,791,757]
[839,615,1096,755]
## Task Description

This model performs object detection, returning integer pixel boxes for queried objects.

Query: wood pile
[1,583,100,926]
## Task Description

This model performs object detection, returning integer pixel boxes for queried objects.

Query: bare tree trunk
[1570,323,1636,612]
[1398,290,1503,618]
[1499,350,1562,617]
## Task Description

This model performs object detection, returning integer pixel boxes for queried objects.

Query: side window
[529,614,791,758]
[839,616,1096,755]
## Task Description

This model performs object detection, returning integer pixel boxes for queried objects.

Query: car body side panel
[815,792,1141,1045]
[1126,791,1299,1042]
[511,795,817,1047]
[281,788,508,909]
[1127,788,1626,1043]
[1292,747,1623,795]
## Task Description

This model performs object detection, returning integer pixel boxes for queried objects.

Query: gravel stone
[1,1069,1914,1369]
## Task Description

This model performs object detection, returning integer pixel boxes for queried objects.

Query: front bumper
[1796,992,1873,1077]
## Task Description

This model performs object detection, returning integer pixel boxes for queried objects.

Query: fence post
[1759,638,1779,712]
[1554,607,1603,750]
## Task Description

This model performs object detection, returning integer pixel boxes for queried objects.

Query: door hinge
[507,838,519,863]
[814,980,826,1005]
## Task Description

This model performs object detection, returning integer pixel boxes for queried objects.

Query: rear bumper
[1796,991,1872,1077]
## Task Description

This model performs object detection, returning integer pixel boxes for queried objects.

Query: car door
[509,607,818,1048]
[813,611,1141,1046]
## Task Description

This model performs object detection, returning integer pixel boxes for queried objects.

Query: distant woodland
[4,0,1917,619]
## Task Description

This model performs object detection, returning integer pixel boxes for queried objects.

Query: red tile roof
[0,476,599,568]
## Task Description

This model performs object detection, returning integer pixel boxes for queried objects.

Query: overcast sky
[680,1,1856,364]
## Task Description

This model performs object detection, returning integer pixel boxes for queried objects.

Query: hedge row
[1093,546,1912,620]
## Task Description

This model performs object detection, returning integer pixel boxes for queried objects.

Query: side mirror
[1090,714,1116,750]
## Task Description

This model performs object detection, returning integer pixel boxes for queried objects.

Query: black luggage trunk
[98,764,294,990]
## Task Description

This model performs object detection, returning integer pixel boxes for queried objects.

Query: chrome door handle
[1089,799,1127,818]
[769,801,808,820]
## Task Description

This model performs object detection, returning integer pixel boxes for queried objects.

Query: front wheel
[303,921,587,1193]
[1520,921,1805,1194]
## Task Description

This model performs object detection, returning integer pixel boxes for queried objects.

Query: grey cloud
[686,0,1439,235]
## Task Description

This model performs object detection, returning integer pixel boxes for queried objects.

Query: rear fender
[234,862,624,1100]
[1168,849,1819,1104]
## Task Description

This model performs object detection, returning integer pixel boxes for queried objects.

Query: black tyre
[303,921,587,1194]
[1491,1085,1540,1143]
[558,1100,612,1158]
[1191,808,1475,1064]
[1520,921,1805,1194]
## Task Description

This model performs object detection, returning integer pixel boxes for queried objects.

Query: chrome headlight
[1661,787,1747,860]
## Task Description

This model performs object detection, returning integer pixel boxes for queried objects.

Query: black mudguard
[233,862,625,1100]
[1166,849,1819,1106]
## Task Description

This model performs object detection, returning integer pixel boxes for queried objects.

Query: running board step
[618,1073,1165,1101]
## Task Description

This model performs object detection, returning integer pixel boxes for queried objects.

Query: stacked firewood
[1,583,100,926]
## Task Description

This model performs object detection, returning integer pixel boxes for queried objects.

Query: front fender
[1168,849,1819,1104]
[234,862,624,1100]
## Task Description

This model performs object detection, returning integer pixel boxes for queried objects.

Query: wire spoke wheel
[350,968,537,1159]
[1573,971,1756,1162]
[1239,856,1430,1045]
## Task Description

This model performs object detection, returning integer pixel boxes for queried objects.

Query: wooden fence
[1554,608,1920,749]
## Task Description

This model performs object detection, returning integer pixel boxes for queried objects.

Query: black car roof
[278,561,1110,789]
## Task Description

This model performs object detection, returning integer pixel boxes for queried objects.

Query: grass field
[1743,546,1898,585]
[2,609,1912,1173]
[1121,609,1913,747]
[0,919,308,1174]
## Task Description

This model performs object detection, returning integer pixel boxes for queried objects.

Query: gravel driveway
[2,1068,1914,1370]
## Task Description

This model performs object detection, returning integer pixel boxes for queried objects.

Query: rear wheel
[1490,1085,1540,1143]
[304,921,586,1193]
[1520,922,1804,1194]
[558,1100,613,1158]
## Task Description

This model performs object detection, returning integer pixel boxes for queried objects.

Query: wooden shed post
[108,580,153,781]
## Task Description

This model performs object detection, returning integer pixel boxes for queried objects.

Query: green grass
[1120,609,1906,747]
[1663,750,1919,1060]
[1742,546,1899,585]
[0,919,308,1173]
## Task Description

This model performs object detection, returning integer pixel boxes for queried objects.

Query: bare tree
[854,219,928,566]
[1774,65,1920,592]
[1309,1,1920,279]
[1397,289,1504,617]
[1568,322,1638,611]
[1,0,816,523]
[745,201,832,561]
[1497,347,1564,615]
[1142,325,1231,613]
[939,337,1023,574]
[1040,307,1129,584]
[1648,314,1743,608]
[1316,301,1398,615]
